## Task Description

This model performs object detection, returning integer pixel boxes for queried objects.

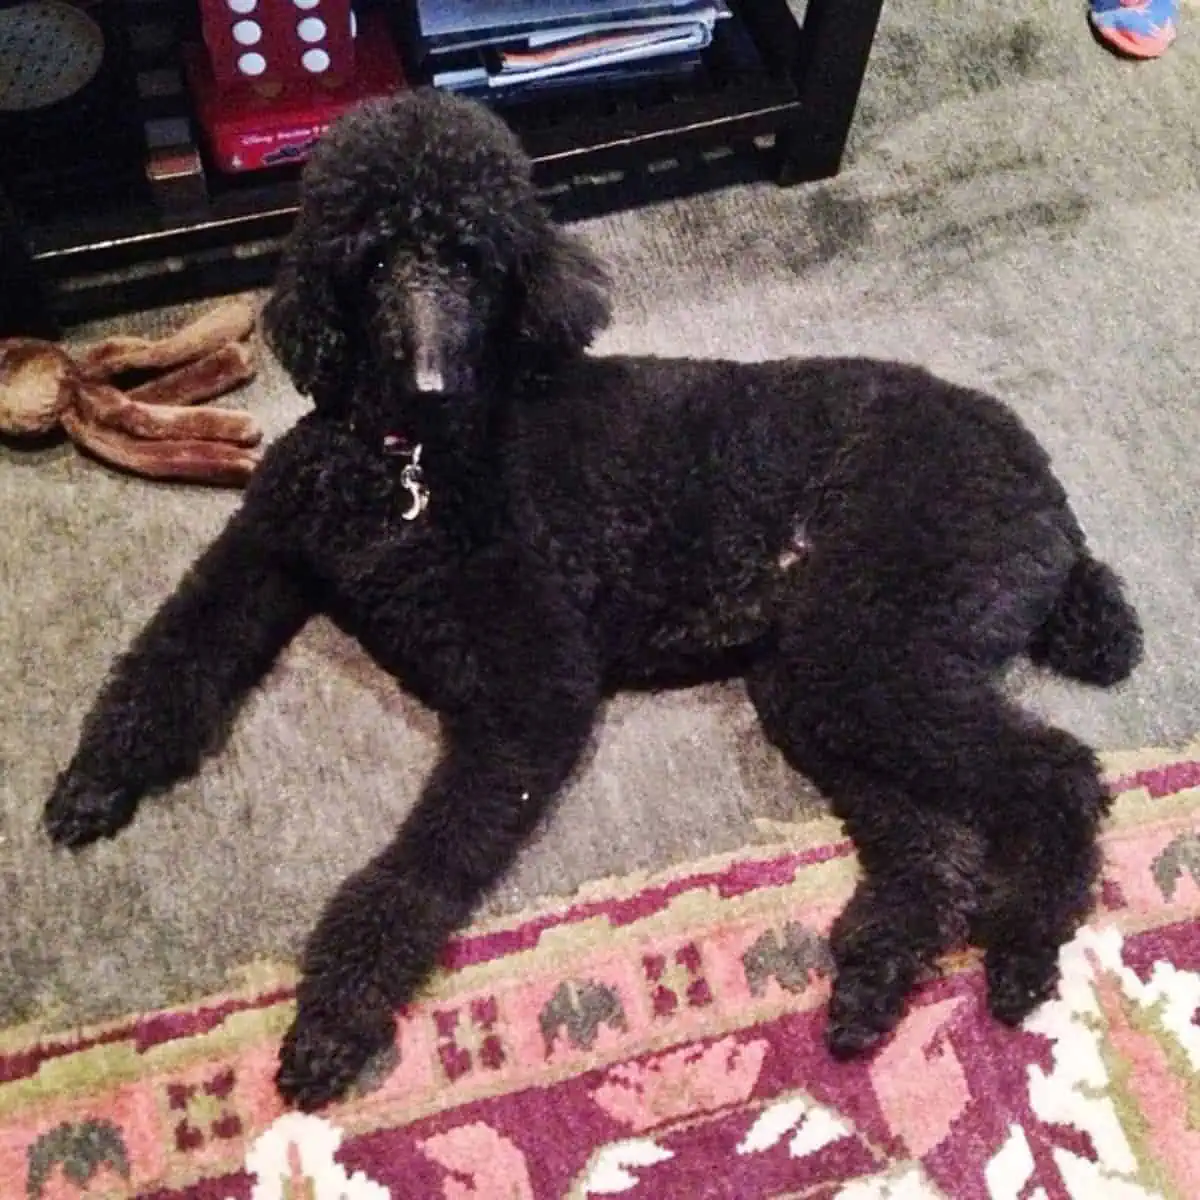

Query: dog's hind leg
[747,651,987,1058]
[748,619,1107,1056]
[971,721,1109,1027]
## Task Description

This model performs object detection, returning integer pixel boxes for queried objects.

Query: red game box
[186,6,405,174]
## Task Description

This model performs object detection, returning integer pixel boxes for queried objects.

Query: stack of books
[415,0,731,96]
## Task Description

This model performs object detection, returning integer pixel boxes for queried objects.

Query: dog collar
[346,418,429,521]
[382,435,430,521]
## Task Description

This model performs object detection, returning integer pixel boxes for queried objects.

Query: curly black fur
[45,89,1143,1110]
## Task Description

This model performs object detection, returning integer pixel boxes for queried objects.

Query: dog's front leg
[277,625,600,1111]
[44,512,314,847]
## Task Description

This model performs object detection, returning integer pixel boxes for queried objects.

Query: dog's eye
[453,246,480,274]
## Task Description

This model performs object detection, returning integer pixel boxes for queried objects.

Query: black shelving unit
[0,0,883,333]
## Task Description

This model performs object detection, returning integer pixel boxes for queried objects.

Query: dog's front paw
[44,769,141,849]
[276,994,396,1111]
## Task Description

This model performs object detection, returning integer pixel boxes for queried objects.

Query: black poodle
[44,88,1143,1111]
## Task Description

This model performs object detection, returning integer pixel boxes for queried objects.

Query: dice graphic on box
[198,0,357,90]
[186,2,403,173]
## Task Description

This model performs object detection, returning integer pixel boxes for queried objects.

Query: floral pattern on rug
[2,749,1198,1199]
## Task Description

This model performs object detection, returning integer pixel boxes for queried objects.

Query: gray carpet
[2,0,1198,1030]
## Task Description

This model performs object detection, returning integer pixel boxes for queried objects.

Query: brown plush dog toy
[0,299,264,486]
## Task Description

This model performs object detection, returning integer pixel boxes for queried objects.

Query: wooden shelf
[1,0,884,331]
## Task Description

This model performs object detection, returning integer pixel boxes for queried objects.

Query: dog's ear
[513,216,611,360]
[260,229,372,412]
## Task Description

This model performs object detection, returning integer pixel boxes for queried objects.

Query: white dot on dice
[297,17,327,43]
[232,20,262,46]
[302,48,331,73]
[237,52,267,76]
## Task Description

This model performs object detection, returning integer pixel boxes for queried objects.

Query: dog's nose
[409,291,446,393]
[415,363,445,393]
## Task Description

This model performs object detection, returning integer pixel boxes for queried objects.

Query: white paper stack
[416,0,730,94]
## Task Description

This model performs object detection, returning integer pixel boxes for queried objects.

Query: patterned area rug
[3,743,1199,1199]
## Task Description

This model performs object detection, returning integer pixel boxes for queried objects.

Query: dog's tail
[1028,552,1143,687]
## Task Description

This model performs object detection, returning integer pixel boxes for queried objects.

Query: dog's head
[261,89,611,427]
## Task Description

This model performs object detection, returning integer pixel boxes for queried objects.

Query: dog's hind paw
[825,1015,891,1060]
[44,771,141,848]
[985,948,1060,1026]
[276,999,396,1111]
[824,959,913,1060]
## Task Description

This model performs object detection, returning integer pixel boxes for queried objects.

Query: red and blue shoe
[1090,0,1179,58]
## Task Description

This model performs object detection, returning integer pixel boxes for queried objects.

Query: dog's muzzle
[409,291,447,394]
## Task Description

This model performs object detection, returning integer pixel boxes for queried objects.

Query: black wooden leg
[775,0,886,185]
[0,187,58,338]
